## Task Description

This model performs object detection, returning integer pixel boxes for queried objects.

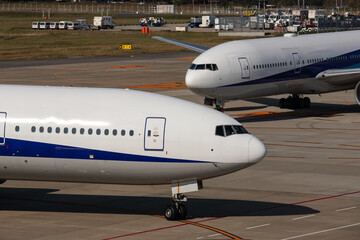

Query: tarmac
[0,52,359,240]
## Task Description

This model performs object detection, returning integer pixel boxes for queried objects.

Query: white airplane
[154,30,360,110]
[0,85,266,220]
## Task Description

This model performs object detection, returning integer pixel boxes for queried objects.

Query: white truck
[32,22,40,29]
[59,21,72,30]
[199,15,215,28]
[93,16,115,30]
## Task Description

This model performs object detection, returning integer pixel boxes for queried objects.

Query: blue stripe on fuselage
[0,138,207,163]
[223,49,360,88]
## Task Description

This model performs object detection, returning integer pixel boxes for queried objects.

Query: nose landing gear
[279,94,311,109]
[164,194,187,220]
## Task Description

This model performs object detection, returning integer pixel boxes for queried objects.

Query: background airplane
[0,85,266,220]
[154,30,360,111]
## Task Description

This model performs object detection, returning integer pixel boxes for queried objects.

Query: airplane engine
[355,81,360,105]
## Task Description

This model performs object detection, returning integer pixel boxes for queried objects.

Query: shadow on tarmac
[0,187,318,219]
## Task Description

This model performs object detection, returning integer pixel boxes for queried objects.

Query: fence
[218,16,266,33]
[317,17,360,32]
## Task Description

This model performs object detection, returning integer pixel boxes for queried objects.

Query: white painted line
[246,223,270,230]
[208,233,221,237]
[336,206,357,212]
[292,215,315,221]
[281,222,360,240]
[196,237,204,240]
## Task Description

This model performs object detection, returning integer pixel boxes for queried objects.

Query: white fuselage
[0,85,266,185]
[186,30,360,101]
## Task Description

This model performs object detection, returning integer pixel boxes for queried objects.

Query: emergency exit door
[238,58,250,79]
[144,117,166,151]
[0,112,6,145]
[292,53,301,74]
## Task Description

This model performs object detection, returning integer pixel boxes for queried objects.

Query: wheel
[177,204,187,220]
[164,204,178,220]
[304,97,311,108]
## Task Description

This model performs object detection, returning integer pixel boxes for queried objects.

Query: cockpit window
[215,126,225,136]
[195,64,205,70]
[215,125,249,137]
[189,63,218,71]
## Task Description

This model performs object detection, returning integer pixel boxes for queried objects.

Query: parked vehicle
[59,21,72,30]
[68,22,81,30]
[39,22,50,30]
[93,16,115,30]
[152,17,165,27]
[50,22,59,30]
[199,15,215,28]
[32,22,40,29]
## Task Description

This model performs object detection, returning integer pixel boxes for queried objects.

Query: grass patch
[0,11,258,60]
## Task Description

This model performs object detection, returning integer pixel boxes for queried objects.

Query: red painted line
[102,190,360,239]
[284,141,322,145]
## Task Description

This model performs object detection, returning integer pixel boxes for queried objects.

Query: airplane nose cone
[185,70,202,89]
[248,136,266,164]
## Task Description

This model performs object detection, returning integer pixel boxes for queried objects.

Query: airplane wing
[316,68,360,86]
[152,36,210,53]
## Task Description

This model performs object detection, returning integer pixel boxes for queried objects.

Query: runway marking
[313,118,338,122]
[335,206,357,212]
[208,233,221,237]
[281,222,360,240]
[266,156,305,159]
[266,143,360,151]
[125,82,186,89]
[177,58,195,61]
[54,72,65,78]
[338,144,360,148]
[107,65,151,69]
[246,223,270,230]
[292,215,315,221]
[284,141,322,145]
[231,111,284,117]
[332,96,349,105]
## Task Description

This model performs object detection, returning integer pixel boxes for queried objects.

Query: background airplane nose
[185,70,202,89]
[248,136,266,164]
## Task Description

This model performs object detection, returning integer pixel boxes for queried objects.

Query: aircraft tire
[165,204,179,220]
[304,97,311,108]
[178,204,187,220]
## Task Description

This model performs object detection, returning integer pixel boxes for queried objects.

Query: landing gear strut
[279,94,311,109]
[164,194,187,220]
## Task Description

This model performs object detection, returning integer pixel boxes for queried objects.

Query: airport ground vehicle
[93,16,115,29]
[50,22,59,30]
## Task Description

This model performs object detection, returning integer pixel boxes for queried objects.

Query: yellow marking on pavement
[107,65,151,69]
[177,58,195,61]
[125,82,186,89]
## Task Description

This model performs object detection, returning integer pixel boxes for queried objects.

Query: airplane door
[292,53,301,74]
[0,112,6,145]
[144,117,166,151]
[238,58,250,79]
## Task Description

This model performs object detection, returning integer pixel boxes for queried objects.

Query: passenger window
[147,130,151,137]
[215,126,224,137]
[121,130,126,136]
[48,127,52,133]
[31,126,36,132]
[80,128,85,135]
[113,129,117,136]
[104,129,109,136]
[88,128,93,135]
[96,129,101,135]
[15,126,20,132]
[39,126,44,133]
[130,130,134,136]
[64,127,68,134]
[72,128,76,134]
[56,127,60,133]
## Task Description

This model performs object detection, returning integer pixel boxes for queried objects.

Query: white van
[39,22,50,30]
[68,22,81,30]
[59,21,72,30]
[32,22,40,29]
[50,22,59,30]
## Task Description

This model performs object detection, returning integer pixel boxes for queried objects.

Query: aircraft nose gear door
[238,58,250,79]
[144,117,166,151]
[0,112,6,145]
